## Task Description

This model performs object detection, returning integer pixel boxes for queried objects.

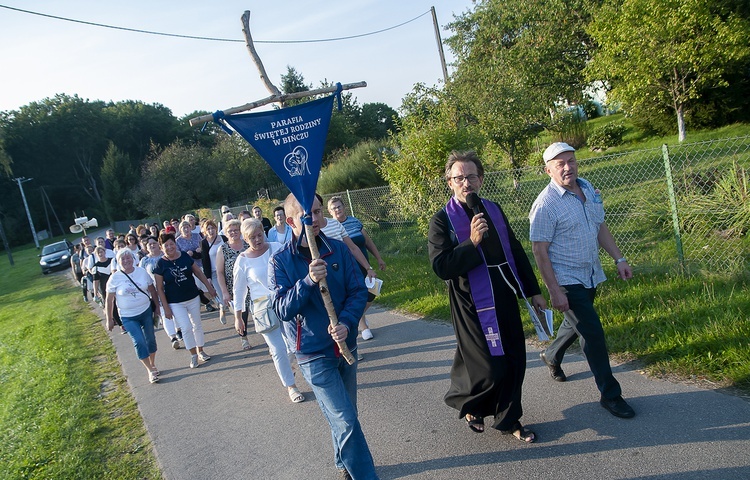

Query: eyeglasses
[451,174,480,184]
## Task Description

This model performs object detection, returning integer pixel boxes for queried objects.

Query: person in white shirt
[105,248,160,384]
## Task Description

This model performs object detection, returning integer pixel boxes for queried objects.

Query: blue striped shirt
[529,177,607,288]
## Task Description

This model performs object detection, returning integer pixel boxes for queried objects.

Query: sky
[0,1,476,119]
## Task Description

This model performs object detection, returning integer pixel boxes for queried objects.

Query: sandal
[288,387,305,403]
[465,414,484,433]
[502,422,536,443]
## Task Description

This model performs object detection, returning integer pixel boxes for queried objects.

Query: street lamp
[13,177,39,249]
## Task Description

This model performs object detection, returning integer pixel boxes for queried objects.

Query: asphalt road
[103,304,750,480]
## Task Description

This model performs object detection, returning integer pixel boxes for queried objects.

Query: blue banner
[219,95,335,216]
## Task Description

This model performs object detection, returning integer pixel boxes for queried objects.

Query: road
[104,304,750,479]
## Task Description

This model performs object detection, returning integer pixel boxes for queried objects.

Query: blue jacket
[269,232,367,364]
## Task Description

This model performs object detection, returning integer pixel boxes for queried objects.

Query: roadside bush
[317,140,388,193]
[679,161,750,238]
[588,122,627,150]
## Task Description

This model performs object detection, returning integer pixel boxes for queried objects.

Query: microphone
[466,192,489,239]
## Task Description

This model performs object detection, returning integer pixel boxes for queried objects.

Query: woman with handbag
[105,248,160,384]
[233,218,304,403]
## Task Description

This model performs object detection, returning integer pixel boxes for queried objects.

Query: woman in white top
[233,218,305,404]
[105,248,160,384]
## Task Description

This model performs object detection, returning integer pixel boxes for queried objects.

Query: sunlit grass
[0,244,160,480]
[377,252,750,392]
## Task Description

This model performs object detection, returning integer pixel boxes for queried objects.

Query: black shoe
[205,303,216,312]
[176,329,183,341]
[171,337,181,350]
[540,352,567,382]
[600,396,635,418]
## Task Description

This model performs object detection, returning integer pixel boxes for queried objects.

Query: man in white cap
[529,142,636,419]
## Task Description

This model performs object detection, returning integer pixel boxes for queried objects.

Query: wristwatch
[615,257,628,265]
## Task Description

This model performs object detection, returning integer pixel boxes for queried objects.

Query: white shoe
[361,328,374,341]
[149,371,160,383]
[241,338,251,350]
[198,351,211,362]
[189,354,199,369]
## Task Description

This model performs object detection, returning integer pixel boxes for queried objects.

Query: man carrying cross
[428,151,547,442]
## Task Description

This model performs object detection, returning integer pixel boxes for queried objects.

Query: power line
[0,4,431,44]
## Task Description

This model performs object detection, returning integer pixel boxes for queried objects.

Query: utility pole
[13,177,39,249]
[431,6,449,84]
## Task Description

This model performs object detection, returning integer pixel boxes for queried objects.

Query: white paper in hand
[364,277,383,296]
[525,300,555,341]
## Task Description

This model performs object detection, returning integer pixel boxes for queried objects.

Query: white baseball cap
[543,142,576,162]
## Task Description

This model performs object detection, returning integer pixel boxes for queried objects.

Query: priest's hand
[470,213,488,246]
[531,294,547,313]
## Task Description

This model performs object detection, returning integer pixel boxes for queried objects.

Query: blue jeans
[299,356,378,480]
[121,306,158,360]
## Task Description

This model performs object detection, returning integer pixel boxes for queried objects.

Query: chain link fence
[322,136,750,274]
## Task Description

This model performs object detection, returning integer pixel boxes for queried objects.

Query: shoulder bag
[122,270,160,327]
[250,295,279,334]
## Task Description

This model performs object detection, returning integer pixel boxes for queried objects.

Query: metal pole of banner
[14,177,39,249]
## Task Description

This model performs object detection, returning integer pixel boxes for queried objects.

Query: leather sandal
[465,414,484,433]
[502,422,536,443]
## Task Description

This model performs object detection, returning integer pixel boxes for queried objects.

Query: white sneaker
[189,354,199,369]
[149,371,160,383]
[198,351,211,362]
[361,328,374,341]
[241,338,251,350]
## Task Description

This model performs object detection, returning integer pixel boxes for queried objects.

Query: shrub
[317,140,388,194]
[550,108,588,149]
[588,122,627,150]
[679,161,750,238]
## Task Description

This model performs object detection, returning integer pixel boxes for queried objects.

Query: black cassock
[428,201,541,430]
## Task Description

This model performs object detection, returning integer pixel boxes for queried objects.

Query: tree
[279,66,311,106]
[586,0,750,141]
[100,143,139,221]
[446,0,598,169]
[358,103,398,140]
[378,84,485,234]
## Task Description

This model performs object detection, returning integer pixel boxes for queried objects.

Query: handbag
[250,295,279,334]
[122,270,160,327]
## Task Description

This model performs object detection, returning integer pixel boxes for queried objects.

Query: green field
[0,244,160,480]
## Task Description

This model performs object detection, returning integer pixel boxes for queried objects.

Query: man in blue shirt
[270,193,377,480]
[529,142,636,419]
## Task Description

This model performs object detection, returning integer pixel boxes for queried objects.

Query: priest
[428,150,546,443]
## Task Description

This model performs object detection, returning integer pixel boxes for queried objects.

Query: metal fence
[322,135,750,274]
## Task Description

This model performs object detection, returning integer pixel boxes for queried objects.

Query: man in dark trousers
[530,141,635,419]
[428,150,546,442]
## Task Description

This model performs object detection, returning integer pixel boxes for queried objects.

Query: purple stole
[445,196,524,356]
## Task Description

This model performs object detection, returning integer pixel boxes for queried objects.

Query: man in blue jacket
[270,193,377,480]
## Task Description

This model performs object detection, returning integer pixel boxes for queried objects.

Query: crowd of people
[69,141,636,479]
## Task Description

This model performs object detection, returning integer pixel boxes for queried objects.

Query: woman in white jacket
[233,218,304,404]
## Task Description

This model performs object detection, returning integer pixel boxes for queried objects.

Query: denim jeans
[299,356,378,480]
[121,306,157,360]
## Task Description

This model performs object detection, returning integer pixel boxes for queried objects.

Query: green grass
[376,250,750,393]
[0,242,160,480]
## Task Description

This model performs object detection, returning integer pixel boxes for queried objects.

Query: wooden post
[304,224,356,365]
[216,10,356,364]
